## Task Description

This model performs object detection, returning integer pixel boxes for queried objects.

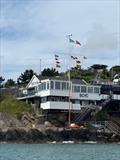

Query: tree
[5,79,16,88]
[0,76,5,88]
[17,69,35,85]
[41,68,59,77]
[90,64,108,71]
[90,64,109,80]
[109,65,120,80]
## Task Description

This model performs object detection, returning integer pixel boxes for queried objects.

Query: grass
[0,95,34,119]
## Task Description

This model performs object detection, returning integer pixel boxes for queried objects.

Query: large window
[94,87,99,93]
[55,81,61,89]
[38,84,41,91]
[62,82,67,90]
[88,87,93,93]
[50,81,54,89]
[41,97,47,103]
[47,82,49,90]
[74,86,80,92]
[81,86,87,93]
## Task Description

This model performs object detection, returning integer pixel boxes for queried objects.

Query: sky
[0,0,120,81]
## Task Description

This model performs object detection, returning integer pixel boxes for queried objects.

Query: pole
[68,69,71,126]
[67,34,72,126]
[39,59,41,76]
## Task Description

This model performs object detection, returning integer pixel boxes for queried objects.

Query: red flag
[76,60,81,64]
[76,40,81,46]
[56,61,60,64]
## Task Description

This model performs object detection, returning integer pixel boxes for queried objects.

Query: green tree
[90,64,109,80]
[109,65,120,78]
[5,79,16,88]
[0,76,5,88]
[17,69,35,85]
[42,68,59,77]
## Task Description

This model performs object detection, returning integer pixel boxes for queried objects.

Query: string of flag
[55,54,61,68]
[69,38,81,46]
[70,55,87,68]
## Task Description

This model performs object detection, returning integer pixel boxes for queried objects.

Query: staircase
[73,106,95,124]
[105,121,120,135]
[86,120,120,135]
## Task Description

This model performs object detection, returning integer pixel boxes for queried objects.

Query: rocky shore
[0,127,120,143]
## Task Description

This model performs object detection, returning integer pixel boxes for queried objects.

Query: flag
[74,57,78,59]
[55,58,58,61]
[69,38,75,43]
[83,56,87,59]
[56,61,60,64]
[55,54,61,68]
[76,60,81,64]
[70,55,78,60]
[71,55,76,60]
[75,40,81,46]
[55,54,59,58]
[76,59,81,68]
[56,64,60,68]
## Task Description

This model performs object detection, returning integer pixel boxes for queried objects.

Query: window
[94,87,99,93]
[81,86,87,93]
[66,83,69,90]
[88,87,93,93]
[41,83,44,90]
[62,82,67,90]
[74,86,80,92]
[38,84,41,91]
[41,97,47,103]
[55,81,61,89]
[50,81,54,89]
[47,82,49,90]
[43,82,46,90]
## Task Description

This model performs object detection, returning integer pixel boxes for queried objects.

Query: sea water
[0,143,120,160]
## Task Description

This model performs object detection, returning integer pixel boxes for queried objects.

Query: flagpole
[39,59,41,76]
[67,34,72,127]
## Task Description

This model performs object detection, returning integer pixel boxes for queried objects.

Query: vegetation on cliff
[0,95,33,120]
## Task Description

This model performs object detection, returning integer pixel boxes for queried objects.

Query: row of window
[41,96,99,105]
[38,81,100,94]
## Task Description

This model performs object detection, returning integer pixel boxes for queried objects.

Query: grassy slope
[0,95,33,119]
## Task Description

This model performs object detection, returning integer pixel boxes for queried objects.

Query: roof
[36,75,87,85]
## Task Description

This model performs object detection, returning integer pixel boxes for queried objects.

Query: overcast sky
[0,0,120,81]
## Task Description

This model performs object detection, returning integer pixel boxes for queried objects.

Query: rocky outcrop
[0,127,120,143]
[0,112,23,128]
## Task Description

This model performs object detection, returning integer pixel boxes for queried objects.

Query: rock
[44,121,52,127]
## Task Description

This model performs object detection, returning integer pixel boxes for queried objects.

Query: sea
[0,143,120,160]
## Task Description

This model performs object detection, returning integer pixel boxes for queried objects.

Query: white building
[18,75,120,113]
[18,75,102,111]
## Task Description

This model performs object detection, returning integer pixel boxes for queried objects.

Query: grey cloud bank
[0,0,119,80]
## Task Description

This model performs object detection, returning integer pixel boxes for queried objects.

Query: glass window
[55,81,61,89]
[88,87,93,93]
[74,86,80,92]
[41,97,47,103]
[43,82,46,90]
[50,81,54,89]
[66,83,69,90]
[47,82,49,90]
[62,82,67,90]
[81,86,87,93]
[41,83,44,90]
[94,87,99,93]
[38,84,41,91]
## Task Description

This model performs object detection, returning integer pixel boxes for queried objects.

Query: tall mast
[67,34,72,126]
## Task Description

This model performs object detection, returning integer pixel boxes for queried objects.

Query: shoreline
[0,127,120,144]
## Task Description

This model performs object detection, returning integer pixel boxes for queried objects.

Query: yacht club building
[18,75,102,111]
